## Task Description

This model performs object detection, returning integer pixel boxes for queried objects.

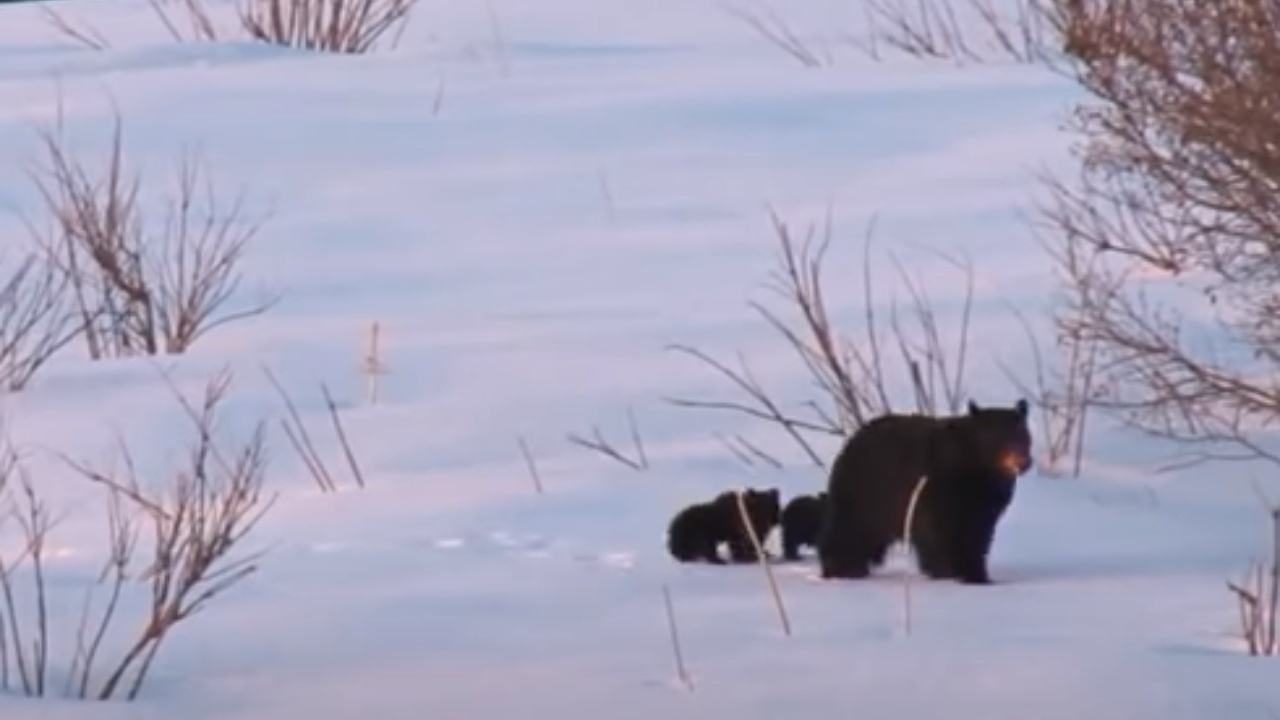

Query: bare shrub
[45,0,415,54]
[1039,0,1280,468]
[60,368,275,700]
[0,368,273,701]
[1228,488,1280,656]
[239,0,419,53]
[666,208,974,468]
[0,254,82,393]
[28,105,276,361]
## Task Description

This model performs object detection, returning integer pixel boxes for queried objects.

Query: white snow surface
[0,0,1278,718]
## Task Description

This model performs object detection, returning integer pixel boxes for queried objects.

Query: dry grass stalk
[320,383,367,490]
[567,407,650,471]
[239,0,418,53]
[667,208,974,468]
[1040,0,1280,468]
[733,490,791,637]
[899,474,930,636]
[262,365,367,492]
[0,253,83,393]
[517,436,544,495]
[28,103,276,360]
[361,321,387,406]
[660,584,694,691]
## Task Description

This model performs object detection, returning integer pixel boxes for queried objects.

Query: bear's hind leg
[698,538,728,564]
[818,528,879,579]
[728,535,768,563]
[910,520,958,580]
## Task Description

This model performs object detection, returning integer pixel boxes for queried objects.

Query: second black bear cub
[667,487,781,564]
[818,399,1033,584]
[781,492,826,561]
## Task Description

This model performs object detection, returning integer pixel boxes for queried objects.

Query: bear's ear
[1015,398,1029,418]
[968,400,981,415]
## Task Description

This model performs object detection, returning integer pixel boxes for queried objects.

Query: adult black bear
[817,399,1032,584]
[667,487,781,564]
[780,492,826,561]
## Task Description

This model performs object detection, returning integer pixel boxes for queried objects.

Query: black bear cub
[818,399,1033,584]
[781,492,826,561]
[667,487,781,564]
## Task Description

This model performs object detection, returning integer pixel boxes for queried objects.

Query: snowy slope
[0,0,1278,718]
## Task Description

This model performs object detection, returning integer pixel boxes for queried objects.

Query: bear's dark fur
[667,487,781,564]
[817,399,1033,584]
[781,492,826,561]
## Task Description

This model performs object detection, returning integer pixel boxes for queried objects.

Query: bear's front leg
[951,510,1000,584]
[727,537,767,563]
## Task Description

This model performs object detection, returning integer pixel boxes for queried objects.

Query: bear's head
[741,487,782,531]
[965,398,1034,479]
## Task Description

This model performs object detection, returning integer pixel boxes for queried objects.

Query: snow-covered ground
[0,0,1278,717]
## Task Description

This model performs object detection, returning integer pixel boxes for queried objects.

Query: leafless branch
[0,253,82,392]
[723,2,833,68]
[41,6,111,50]
[852,0,1061,66]
[566,409,650,471]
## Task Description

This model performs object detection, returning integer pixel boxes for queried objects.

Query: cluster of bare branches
[239,0,418,53]
[1039,0,1280,468]
[0,254,82,393]
[262,366,367,493]
[27,106,275,361]
[851,0,1061,65]
[667,208,974,468]
[567,407,650,471]
[0,440,54,697]
[0,369,274,700]
[1228,488,1280,656]
[45,0,419,54]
